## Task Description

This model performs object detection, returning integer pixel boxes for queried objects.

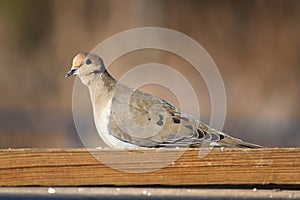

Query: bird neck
[87,70,117,109]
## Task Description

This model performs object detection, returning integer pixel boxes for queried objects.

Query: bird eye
[85,59,92,65]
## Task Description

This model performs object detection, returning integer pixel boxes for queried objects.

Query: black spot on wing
[156,121,163,126]
[156,114,164,126]
[159,114,163,121]
[172,118,181,124]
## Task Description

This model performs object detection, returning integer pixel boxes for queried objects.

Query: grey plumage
[66,53,262,149]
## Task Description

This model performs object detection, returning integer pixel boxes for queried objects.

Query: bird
[66,53,262,149]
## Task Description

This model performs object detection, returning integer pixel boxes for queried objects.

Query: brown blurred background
[0,0,299,148]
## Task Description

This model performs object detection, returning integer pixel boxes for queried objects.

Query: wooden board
[0,187,299,199]
[0,148,299,186]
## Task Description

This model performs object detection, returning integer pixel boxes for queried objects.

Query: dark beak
[65,68,77,78]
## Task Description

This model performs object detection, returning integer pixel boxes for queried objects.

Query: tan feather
[67,53,262,148]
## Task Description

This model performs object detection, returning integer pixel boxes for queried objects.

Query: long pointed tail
[236,141,263,148]
[216,132,263,148]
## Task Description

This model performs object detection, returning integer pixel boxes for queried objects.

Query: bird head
[66,53,106,85]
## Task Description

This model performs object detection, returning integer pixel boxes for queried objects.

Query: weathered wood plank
[0,148,299,186]
[0,187,299,199]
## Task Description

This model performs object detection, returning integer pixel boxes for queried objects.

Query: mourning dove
[66,53,262,148]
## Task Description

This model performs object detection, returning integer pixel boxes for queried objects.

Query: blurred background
[0,0,299,148]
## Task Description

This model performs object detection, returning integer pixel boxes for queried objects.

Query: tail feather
[236,141,263,148]
[217,133,263,148]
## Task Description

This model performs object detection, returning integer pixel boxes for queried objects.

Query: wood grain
[0,187,299,199]
[0,148,299,186]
